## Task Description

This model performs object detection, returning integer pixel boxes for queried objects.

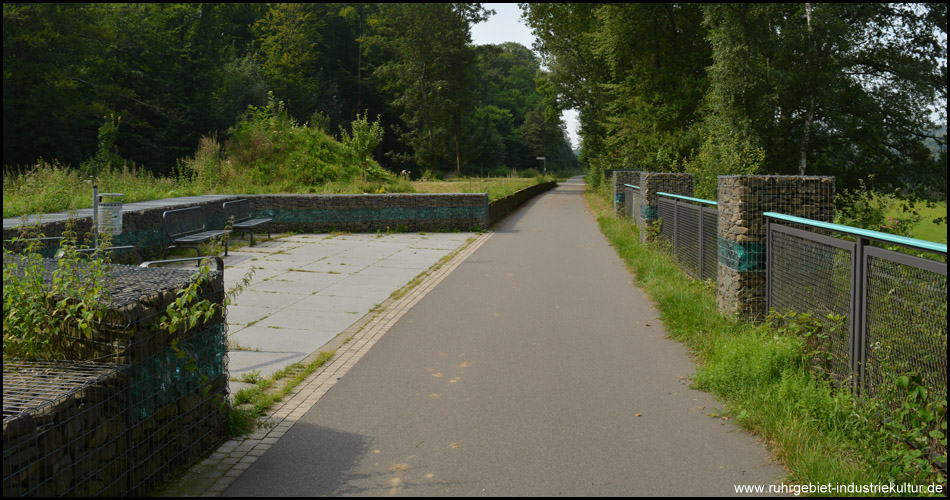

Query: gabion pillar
[638,172,694,242]
[716,175,835,320]
[612,170,642,218]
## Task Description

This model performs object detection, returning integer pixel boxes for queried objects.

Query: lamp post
[536,156,546,176]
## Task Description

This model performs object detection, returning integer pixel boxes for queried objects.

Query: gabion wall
[612,170,642,218]
[3,361,128,497]
[3,194,491,256]
[716,175,835,320]
[2,264,229,497]
[638,172,694,243]
[250,193,488,233]
[488,181,557,225]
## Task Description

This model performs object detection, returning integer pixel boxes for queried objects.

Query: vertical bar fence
[655,192,719,283]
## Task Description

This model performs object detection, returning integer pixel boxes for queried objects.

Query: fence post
[699,205,706,280]
[766,216,772,314]
[850,237,868,393]
[673,198,679,257]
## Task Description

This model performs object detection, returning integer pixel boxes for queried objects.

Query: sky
[470,3,580,150]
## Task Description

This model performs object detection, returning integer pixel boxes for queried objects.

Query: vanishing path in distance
[223,176,785,496]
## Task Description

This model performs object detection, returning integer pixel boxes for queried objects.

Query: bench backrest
[163,206,207,238]
[222,199,251,224]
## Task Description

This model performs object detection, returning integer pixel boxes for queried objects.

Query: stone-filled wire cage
[716,176,836,320]
[3,361,128,497]
[2,261,229,497]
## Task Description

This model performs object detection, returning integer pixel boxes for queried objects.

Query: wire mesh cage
[717,176,835,319]
[2,261,230,496]
[3,361,128,497]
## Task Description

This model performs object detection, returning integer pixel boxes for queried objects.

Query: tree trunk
[799,3,815,176]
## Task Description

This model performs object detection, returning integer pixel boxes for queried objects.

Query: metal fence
[623,184,640,223]
[655,193,719,283]
[765,212,947,403]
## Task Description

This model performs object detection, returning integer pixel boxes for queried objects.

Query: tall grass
[410,173,548,201]
[585,185,946,493]
[3,160,183,218]
[3,112,550,218]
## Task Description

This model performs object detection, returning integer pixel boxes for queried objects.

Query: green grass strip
[228,351,335,436]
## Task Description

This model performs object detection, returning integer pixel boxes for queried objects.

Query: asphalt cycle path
[223,176,786,496]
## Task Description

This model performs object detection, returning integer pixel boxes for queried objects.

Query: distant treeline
[521,4,947,201]
[2,3,580,178]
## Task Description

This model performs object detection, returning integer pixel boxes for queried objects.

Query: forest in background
[3,3,581,180]
[520,3,947,213]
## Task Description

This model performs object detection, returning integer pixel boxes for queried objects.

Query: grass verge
[584,185,946,495]
[228,351,335,436]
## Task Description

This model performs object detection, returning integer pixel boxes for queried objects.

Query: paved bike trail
[223,176,786,496]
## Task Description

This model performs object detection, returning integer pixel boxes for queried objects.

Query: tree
[368,3,491,175]
[340,111,384,182]
[521,3,613,183]
[701,3,947,199]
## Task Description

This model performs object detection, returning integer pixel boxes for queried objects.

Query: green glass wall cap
[128,324,227,422]
[640,205,658,221]
[718,237,765,272]
[255,206,486,224]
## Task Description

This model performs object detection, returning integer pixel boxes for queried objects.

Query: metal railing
[623,184,641,231]
[655,192,719,283]
[765,212,947,400]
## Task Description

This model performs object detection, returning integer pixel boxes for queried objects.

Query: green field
[882,196,947,244]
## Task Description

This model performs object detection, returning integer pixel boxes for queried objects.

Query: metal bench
[223,199,272,247]
[162,206,229,258]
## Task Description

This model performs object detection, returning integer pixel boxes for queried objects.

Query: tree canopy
[522,3,947,200]
[3,3,580,178]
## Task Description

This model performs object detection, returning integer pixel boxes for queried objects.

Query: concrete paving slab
[318,275,407,300]
[225,305,277,328]
[253,253,317,265]
[407,239,471,250]
[220,232,475,397]
[284,294,380,314]
[354,265,424,283]
[229,325,338,354]
[254,308,364,332]
[376,248,450,269]
[230,290,307,309]
[223,267,285,290]
[294,257,378,273]
[246,276,333,295]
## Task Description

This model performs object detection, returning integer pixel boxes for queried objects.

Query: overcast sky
[470,3,580,150]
